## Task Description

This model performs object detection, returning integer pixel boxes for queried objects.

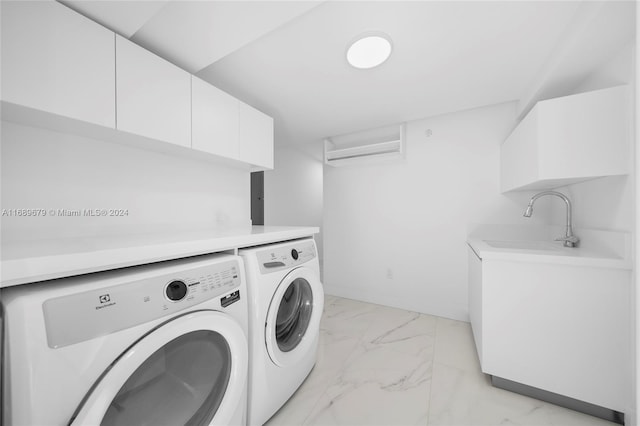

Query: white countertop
[0,226,319,288]
[467,224,632,270]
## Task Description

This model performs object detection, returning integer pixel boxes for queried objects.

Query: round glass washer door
[265,267,324,367]
[70,311,248,426]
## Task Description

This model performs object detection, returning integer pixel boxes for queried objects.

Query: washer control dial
[291,249,299,260]
[165,280,188,301]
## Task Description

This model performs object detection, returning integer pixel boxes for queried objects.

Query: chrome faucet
[523,191,579,248]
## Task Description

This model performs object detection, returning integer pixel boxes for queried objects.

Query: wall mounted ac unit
[324,123,406,167]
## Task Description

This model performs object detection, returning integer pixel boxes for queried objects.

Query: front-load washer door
[69,310,247,426]
[265,267,324,367]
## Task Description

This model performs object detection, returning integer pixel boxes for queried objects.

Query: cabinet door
[538,86,629,180]
[192,77,239,159]
[500,86,629,192]
[467,246,483,366]
[116,36,191,148]
[1,1,115,127]
[238,102,274,169]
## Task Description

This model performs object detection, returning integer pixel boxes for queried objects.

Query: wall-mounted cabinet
[324,123,405,167]
[116,36,191,148]
[1,1,274,171]
[192,76,240,160]
[239,102,274,169]
[1,1,116,128]
[192,77,273,170]
[501,86,629,192]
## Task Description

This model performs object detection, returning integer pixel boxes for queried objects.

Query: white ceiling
[59,1,635,148]
[197,1,585,145]
[60,0,322,72]
[60,1,170,38]
[130,1,322,72]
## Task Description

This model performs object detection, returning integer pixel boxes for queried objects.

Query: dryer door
[265,267,324,367]
[69,310,247,426]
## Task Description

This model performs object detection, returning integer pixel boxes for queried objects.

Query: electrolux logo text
[96,294,116,310]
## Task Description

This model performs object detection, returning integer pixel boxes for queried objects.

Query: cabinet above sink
[500,86,630,192]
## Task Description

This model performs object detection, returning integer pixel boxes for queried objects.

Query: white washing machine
[1,253,249,426]
[239,238,324,426]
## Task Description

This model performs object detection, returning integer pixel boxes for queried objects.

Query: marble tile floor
[265,295,618,426]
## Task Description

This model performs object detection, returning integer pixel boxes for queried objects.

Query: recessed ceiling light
[346,33,392,69]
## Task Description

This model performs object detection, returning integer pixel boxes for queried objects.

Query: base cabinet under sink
[468,247,483,365]
[467,245,631,415]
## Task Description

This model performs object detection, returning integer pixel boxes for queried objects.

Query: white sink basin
[483,240,562,251]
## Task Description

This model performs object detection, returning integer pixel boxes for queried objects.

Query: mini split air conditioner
[324,123,406,167]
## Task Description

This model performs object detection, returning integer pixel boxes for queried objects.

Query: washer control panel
[256,240,316,274]
[43,258,242,349]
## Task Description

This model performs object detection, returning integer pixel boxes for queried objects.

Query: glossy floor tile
[265,296,617,426]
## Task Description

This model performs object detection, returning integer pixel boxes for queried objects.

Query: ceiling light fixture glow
[346,33,392,69]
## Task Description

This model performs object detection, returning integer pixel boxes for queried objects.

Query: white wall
[264,143,324,264]
[1,121,250,242]
[322,102,553,321]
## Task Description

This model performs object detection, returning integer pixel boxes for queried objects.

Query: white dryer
[1,253,249,426]
[239,238,324,426]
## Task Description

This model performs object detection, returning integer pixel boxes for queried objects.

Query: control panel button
[165,280,188,301]
[291,249,299,260]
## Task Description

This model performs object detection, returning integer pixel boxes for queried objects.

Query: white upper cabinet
[193,79,274,169]
[501,86,630,192]
[1,3,273,169]
[239,102,274,170]
[116,35,191,148]
[191,77,239,160]
[1,1,116,127]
